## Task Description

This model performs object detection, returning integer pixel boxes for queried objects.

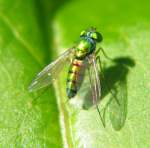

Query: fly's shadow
[81,56,135,130]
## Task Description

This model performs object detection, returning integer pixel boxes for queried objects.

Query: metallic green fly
[28,27,125,128]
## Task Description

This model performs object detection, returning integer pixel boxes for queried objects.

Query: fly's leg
[96,55,120,106]
[96,47,113,60]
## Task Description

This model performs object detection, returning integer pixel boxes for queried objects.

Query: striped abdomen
[66,58,85,98]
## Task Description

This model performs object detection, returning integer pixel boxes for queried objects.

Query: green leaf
[0,0,63,147]
[53,0,150,147]
[1,0,150,147]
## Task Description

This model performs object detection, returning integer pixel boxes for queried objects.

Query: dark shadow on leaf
[34,0,72,63]
[82,56,135,130]
[101,57,135,99]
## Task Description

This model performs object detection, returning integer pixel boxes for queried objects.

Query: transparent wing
[87,55,101,105]
[87,55,105,126]
[28,48,75,92]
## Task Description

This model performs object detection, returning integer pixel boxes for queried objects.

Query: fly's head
[80,27,103,43]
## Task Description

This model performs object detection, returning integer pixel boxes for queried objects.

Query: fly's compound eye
[80,30,86,37]
[90,32,103,42]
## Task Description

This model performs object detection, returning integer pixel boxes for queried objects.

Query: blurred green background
[0,0,150,147]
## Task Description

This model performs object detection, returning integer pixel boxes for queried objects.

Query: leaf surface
[0,0,63,147]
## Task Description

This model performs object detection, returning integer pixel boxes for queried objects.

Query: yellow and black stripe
[66,58,83,98]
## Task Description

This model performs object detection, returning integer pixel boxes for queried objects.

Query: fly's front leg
[96,47,112,60]
[96,55,120,106]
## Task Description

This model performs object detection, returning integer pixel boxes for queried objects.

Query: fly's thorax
[75,38,96,59]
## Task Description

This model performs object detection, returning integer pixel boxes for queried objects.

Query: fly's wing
[87,55,105,126]
[87,55,101,105]
[28,48,75,92]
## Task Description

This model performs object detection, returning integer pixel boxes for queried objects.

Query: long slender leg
[96,55,120,105]
[97,47,112,60]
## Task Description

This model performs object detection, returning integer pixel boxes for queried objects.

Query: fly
[28,27,121,127]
